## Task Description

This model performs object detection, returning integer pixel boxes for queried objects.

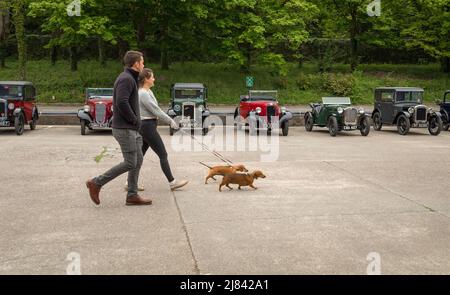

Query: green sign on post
[246,76,254,88]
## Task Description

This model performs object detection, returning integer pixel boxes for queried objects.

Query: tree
[28,0,116,71]
[12,0,26,79]
[0,0,11,68]
[211,0,317,74]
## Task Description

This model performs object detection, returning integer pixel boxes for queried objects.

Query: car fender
[279,111,293,125]
[372,109,380,118]
[440,109,449,123]
[168,109,177,117]
[13,108,23,117]
[430,111,442,120]
[394,111,410,123]
[32,106,39,120]
[77,109,92,123]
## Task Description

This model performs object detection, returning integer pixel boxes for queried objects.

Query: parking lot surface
[1,125,449,274]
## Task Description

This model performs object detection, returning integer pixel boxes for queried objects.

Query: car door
[23,85,34,121]
[377,90,395,123]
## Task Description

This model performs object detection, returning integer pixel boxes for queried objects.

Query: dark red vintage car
[234,90,292,136]
[0,81,39,135]
[77,88,113,135]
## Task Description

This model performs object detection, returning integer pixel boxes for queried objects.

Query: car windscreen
[87,89,113,98]
[322,97,351,105]
[174,89,203,99]
[0,85,22,98]
[396,91,423,103]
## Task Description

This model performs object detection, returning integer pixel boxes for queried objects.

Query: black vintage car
[438,90,450,131]
[372,87,442,136]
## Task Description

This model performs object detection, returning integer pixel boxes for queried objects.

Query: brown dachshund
[200,162,249,184]
[219,170,266,192]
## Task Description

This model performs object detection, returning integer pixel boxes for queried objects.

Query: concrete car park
[1,124,450,275]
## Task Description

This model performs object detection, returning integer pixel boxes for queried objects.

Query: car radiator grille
[415,107,427,121]
[95,104,107,124]
[0,100,6,117]
[183,104,195,119]
[267,105,276,123]
[344,108,358,124]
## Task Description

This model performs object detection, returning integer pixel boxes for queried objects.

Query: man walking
[86,51,152,206]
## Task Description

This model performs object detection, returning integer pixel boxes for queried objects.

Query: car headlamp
[281,107,287,113]
[359,108,365,114]
[255,107,262,114]
[110,105,114,112]
[337,107,343,114]
[84,105,90,112]
[198,105,204,112]
[8,103,15,110]
[408,107,414,114]
[174,105,181,112]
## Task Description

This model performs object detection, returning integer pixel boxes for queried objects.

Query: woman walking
[136,68,188,191]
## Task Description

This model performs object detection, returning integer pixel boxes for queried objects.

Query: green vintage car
[304,97,370,137]
[167,83,210,136]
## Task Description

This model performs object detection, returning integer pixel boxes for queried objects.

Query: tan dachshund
[219,170,266,192]
[200,162,249,184]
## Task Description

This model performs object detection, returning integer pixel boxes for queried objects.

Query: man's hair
[123,50,143,68]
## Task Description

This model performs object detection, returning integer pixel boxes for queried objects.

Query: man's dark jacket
[112,68,141,130]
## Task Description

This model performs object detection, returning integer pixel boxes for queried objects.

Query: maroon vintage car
[0,81,39,135]
[77,88,113,135]
[234,90,292,136]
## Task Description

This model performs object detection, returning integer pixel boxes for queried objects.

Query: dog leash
[177,128,235,166]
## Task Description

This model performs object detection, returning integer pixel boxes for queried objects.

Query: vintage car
[167,83,210,136]
[437,90,450,131]
[234,90,292,136]
[372,87,442,136]
[304,97,370,137]
[0,81,39,135]
[77,88,114,135]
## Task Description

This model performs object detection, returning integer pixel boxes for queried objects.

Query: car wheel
[30,116,37,130]
[281,121,289,136]
[80,120,87,135]
[428,115,442,136]
[397,114,410,135]
[328,116,338,137]
[359,116,370,136]
[373,112,382,131]
[14,112,25,136]
[305,113,314,132]
[444,124,450,131]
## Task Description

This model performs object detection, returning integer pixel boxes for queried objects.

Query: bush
[323,73,355,97]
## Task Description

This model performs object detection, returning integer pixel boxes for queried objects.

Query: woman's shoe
[170,179,189,191]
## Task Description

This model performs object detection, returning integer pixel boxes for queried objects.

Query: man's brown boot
[126,195,153,206]
[86,179,101,205]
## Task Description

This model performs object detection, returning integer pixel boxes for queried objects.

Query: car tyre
[15,112,25,136]
[305,112,314,132]
[397,114,410,135]
[328,116,338,137]
[359,116,370,136]
[81,120,87,135]
[281,121,289,136]
[428,115,442,136]
[373,112,382,131]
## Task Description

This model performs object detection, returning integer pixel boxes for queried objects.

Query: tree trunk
[70,46,78,71]
[98,37,106,66]
[441,57,450,73]
[50,46,57,66]
[12,0,26,79]
[118,38,128,62]
[0,5,10,68]
[161,49,169,70]
[349,6,359,72]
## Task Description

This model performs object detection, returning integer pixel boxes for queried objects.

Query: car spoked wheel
[14,112,25,136]
[359,116,370,136]
[397,114,410,135]
[372,112,382,131]
[444,123,450,131]
[328,116,338,137]
[305,113,314,132]
[428,115,442,136]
